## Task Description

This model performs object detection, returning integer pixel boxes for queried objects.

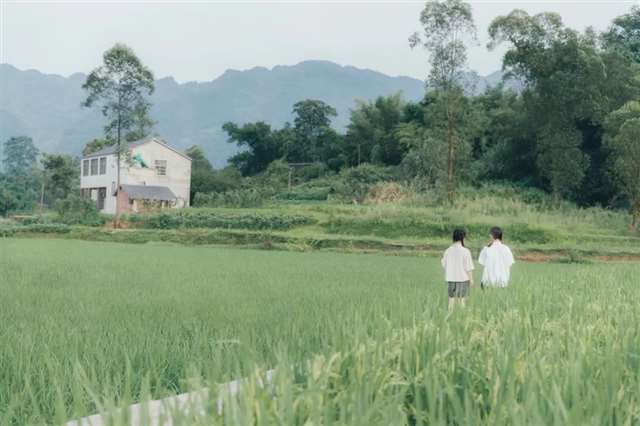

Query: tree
[602,6,640,63]
[223,122,284,176]
[2,136,40,213]
[3,136,38,175]
[345,94,407,166]
[82,138,113,156]
[488,10,640,202]
[289,100,338,163]
[185,145,240,199]
[82,43,154,220]
[41,154,77,208]
[410,0,477,202]
[605,101,640,228]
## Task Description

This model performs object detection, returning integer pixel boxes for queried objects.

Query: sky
[0,0,636,83]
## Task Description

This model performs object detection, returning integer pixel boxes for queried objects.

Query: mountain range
[0,60,509,167]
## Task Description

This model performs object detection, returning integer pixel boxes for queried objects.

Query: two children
[441,226,514,309]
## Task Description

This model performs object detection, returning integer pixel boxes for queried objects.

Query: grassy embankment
[3,189,638,261]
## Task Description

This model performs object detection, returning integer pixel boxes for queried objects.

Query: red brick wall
[117,188,131,214]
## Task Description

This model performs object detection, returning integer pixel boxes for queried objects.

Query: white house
[80,137,192,214]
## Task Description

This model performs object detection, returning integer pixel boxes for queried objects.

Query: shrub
[364,182,416,204]
[276,180,333,202]
[0,223,71,237]
[54,195,106,226]
[193,189,266,208]
[130,209,315,231]
[332,164,397,203]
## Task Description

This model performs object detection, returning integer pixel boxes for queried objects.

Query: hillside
[0,61,508,166]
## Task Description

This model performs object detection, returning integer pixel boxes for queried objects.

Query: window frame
[155,160,167,176]
[99,157,107,175]
[82,159,89,177]
[90,158,99,176]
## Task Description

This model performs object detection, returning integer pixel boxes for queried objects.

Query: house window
[82,160,89,176]
[155,160,167,176]
[99,157,107,175]
[90,158,98,175]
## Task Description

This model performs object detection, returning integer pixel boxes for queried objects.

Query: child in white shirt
[478,227,515,288]
[441,229,474,310]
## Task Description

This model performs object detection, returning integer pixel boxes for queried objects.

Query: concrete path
[65,369,275,426]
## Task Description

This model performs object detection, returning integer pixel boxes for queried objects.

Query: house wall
[123,141,192,208]
[79,154,118,214]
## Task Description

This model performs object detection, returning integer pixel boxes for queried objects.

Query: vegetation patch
[126,209,316,231]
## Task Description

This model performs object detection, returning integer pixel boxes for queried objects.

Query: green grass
[1,238,640,424]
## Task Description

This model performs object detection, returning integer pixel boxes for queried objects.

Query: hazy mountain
[0,61,514,167]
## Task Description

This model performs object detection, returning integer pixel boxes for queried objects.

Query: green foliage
[129,209,314,230]
[54,195,106,226]
[602,5,640,63]
[224,122,284,176]
[332,164,397,203]
[186,145,242,200]
[0,223,71,237]
[488,9,640,201]
[1,136,40,214]
[41,153,77,206]
[2,135,38,175]
[289,100,338,163]
[605,101,640,227]
[193,189,266,208]
[345,93,407,166]
[409,0,477,202]
[82,43,154,165]
[82,138,113,156]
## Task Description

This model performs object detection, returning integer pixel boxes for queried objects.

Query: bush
[0,223,71,237]
[54,195,106,226]
[332,164,397,203]
[129,209,315,231]
[193,189,267,208]
[364,182,416,204]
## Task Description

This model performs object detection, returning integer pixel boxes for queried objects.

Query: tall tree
[223,122,284,176]
[410,0,477,202]
[3,136,38,175]
[290,100,337,163]
[345,93,407,166]
[602,6,640,63]
[605,101,640,228]
[489,10,640,201]
[41,154,77,207]
[2,136,40,213]
[82,43,154,220]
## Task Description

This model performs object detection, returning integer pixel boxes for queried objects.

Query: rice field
[1,238,640,425]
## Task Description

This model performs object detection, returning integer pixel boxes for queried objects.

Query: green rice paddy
[1,238,639,425]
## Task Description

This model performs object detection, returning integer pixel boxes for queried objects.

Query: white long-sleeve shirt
[478,240,515,287]
[441,242,474,282]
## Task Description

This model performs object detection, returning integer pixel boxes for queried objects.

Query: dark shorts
[448,281,470,298]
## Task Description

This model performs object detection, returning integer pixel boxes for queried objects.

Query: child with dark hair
[478,226,515,288]
[441,229,474,311]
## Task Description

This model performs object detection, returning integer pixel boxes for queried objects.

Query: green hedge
[127,209,316,231]
[0,223,72,237]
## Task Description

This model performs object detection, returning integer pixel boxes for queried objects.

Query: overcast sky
[0,1,636,83]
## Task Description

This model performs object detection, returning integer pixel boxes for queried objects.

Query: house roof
[83,137,192,161]
[120,184,177,201]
